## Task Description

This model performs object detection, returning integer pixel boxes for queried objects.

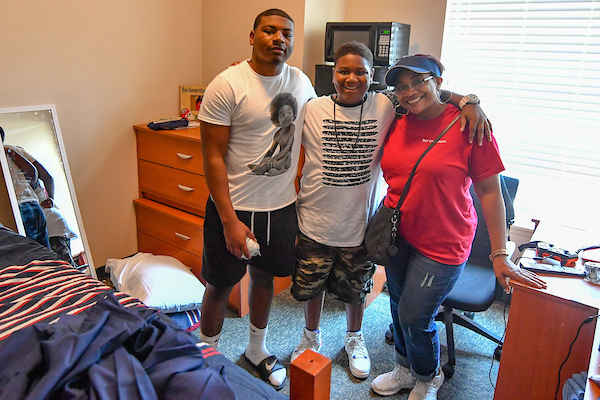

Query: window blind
[441,0,600,229]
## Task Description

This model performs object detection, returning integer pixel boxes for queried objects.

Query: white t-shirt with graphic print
[297,91,395,247]
[198,61,316,212]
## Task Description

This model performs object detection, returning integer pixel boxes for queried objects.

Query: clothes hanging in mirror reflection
[35,181,78,266]
[2,128,49,248]
[2,126,76,266]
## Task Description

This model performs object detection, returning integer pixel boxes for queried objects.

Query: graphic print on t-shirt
[247,92,298,177]
[321,117,379,187]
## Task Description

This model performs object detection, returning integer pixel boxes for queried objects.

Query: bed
[0,225,287,400]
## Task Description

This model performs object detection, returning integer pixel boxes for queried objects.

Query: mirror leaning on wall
[0,105,96,278]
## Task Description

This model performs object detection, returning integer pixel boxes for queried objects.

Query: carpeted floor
[191,288,509,400]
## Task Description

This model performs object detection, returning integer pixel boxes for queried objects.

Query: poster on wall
[179,85,205,121]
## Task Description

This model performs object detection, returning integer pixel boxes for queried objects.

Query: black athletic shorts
[201,197,298,288]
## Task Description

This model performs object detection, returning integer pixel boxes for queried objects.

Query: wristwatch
[459,94,480,110]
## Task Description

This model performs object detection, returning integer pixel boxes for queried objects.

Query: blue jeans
[19,201,50,249]
[385,237,464,382]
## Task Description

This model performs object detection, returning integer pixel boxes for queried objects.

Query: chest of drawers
[133,125,290,317]
[136,125,208,217]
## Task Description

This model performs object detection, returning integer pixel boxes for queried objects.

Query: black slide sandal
[244,354,286,390]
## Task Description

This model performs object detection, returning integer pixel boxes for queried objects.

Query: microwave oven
[324,22,410,67]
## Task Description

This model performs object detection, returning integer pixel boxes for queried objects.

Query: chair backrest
[468,175,519,263]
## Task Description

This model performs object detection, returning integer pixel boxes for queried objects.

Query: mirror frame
[0,105,96,278]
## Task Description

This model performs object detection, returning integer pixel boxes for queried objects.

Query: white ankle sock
[245,322,286,388]
[199,331,221,350]
[245,322,269,364]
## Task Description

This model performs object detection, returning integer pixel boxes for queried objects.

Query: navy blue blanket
[0,294,236,400]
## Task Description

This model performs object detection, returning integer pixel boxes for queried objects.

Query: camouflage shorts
[291,232,375,304]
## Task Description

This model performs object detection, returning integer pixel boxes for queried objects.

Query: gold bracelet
[489,248,510,261]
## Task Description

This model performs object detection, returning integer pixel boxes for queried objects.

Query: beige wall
[302,0,347,83]
[0,0,203,266]
[201,1,308,85]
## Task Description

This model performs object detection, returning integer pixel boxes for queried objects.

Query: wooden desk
[494,223,600,400]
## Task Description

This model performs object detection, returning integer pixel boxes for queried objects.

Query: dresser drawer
[138,160,209,214]
[136,129,204,174]
[138,232,204,280]
[134,198,204,255]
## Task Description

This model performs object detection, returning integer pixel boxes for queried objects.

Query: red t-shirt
[381,105,504,264]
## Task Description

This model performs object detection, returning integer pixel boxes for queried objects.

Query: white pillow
[105,253,205,313]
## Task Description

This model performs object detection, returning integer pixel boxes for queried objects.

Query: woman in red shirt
[370,55,546,400]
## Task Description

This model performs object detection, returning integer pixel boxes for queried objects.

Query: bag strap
[393,114,460,213]
[385,115,460,251]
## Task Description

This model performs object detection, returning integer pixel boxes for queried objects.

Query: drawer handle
[177,152,193,160]
[175,232,191,241]
[178,184,195,192]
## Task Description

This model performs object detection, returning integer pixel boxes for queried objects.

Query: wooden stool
[290,349,332,400]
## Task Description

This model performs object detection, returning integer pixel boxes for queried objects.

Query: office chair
[434,175,518,379]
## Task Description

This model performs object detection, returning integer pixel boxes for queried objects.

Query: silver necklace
[333,96,365,151]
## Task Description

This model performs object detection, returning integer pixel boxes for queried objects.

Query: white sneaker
[407,371,444,400]
[290,327,322,362]
[344,332,370,378]
[371,364,416,396]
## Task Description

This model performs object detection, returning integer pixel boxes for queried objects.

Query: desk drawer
[136,130,204,174]
[139,160,209,213]
[134,198,204,255]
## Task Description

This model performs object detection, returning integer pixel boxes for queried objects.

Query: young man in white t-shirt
[197,8,315,390]
[290,42,395,379]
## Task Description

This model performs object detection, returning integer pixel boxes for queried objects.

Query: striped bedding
[0,260,143,341]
